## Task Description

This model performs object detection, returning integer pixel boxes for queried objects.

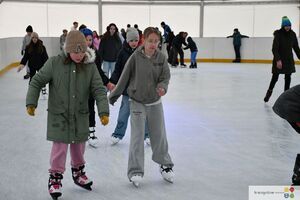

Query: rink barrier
[0,62,20,77]
[1,59,300,77]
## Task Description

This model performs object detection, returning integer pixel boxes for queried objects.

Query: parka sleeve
[157,56,170,93]
[26,58,53,107]
[272,31,281,61]
[292,33,300,60]
[90,64,109,117]
[108,54,133,105]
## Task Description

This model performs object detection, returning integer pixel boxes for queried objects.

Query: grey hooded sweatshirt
[109,46,170,105]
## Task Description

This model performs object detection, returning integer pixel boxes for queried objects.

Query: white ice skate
[41,87,47,100]
[144,138,151,146]
[110,136,121,145]
[88,127,100,148]
[130,175,142,187]
[160,165,174,183]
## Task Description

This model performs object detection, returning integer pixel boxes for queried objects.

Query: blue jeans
[190,51,198,64]
[102,61,116,78]
[112,95,149,139]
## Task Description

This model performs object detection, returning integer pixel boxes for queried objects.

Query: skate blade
[164,177,174,183]
[50,192,61,200]
[75,181,93,191]
[132,181,139,187]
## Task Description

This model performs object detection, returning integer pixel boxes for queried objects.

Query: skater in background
[184,36,198,68]
[160,21,172,43]
[170,31,188,67]
[17,32,49,95]
[98,23,122,78]
[263,16,300,102]
[226,28,249,63]
[59,29,68,51]
[25,30,109,199]
[109,27,174,187]
[70,21,78,31]
[92,30,101,50]
[273,84,300,185]
[80,28,109,148]
[21,25,33,79]
[108,27,150,145]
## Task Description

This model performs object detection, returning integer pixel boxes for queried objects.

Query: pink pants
[49,142,86,173]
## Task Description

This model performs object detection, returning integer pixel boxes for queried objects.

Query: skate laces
[49,173,63,188]
[72,165,88,180]
[161,165,173,173]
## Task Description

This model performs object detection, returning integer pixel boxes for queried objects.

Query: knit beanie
[31,32,39,39]
[80,28,93,37]
[65,31,87,53]
[281,16,291,27]
[26,25,33,33]
[126,27,139,42]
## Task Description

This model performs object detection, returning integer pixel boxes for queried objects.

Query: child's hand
[157,87,165,96]
[100,115,109,126]
[276,60,282,69]
[17,64,25,72]
[26,106,36,116]
[107,82,115,91]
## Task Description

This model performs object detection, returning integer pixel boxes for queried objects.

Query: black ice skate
[48,173,63,200]
[292,154,300,185]
[71,165,93,190]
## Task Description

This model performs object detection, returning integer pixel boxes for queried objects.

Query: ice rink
[1,62,300,200]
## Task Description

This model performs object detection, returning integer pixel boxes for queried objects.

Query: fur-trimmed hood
[62,45,96,64]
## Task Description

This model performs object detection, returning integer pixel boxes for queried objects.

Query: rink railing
[1,37,300,75]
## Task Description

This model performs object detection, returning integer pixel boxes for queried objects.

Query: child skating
[25,30,109,199]
[109,27,174,187]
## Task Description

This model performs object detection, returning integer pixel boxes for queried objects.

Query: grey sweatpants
[127,100,174,179]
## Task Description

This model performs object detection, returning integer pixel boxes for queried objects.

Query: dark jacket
[110,42,135,95]
[272,28,300,74]
[21,41,48,70]
[184,37,198,52]
[273,85,300,123]
[227,31,249,46]
[98,35,122,63]
[172,33,187,50]
[93,48,109,85]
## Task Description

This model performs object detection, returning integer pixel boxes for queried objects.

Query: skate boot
[48,173,63,200]
[292,154,300,185]
[111,135,121,145]
[263,89,273,102]
[42,87,47,95]
[88,127,99,148]
[130,175,142,187]
[144,137,151,146]
[71,165,93,190]
[160,165,174,183]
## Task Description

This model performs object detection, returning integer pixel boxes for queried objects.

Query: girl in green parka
[25,30,109,200]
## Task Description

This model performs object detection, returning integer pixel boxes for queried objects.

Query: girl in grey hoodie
[109,27,174,187]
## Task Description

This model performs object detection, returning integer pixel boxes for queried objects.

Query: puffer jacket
[26,48,109,143]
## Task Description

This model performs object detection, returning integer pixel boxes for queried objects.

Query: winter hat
[281,16,291,27]
[31,32,39,39]
[126,27,139,42]
[65,30,87,53]
[80,28,93,37]
[26,25,33,33]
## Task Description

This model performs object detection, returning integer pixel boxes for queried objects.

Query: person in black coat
[264,16,300,102]
[80,28,109,148]
[170,32,188,67]
[227,28,249,63]
[273,85,300,185]
[17,32,48,82]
